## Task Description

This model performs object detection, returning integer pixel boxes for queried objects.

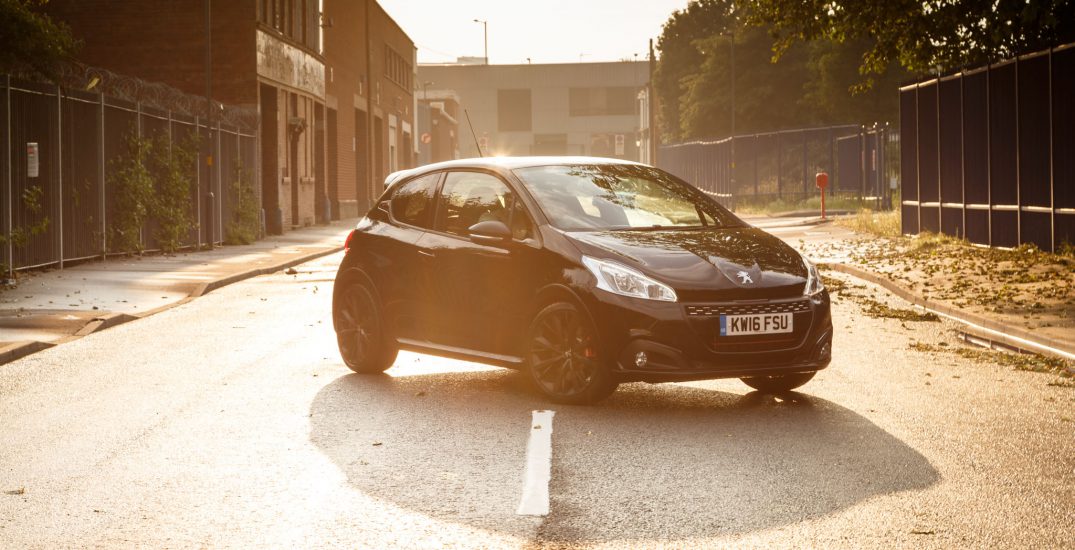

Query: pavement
[0,252,1070,548]
[0,219,357,364]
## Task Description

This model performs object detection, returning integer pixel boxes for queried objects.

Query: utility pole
[204,0,214,248]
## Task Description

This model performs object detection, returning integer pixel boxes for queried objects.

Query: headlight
[582,256,677,302]
[802,255,825,297]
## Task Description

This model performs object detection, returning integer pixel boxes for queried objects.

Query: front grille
[685,299,810,317]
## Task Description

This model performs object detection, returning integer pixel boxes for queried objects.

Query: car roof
[384,156,646,187]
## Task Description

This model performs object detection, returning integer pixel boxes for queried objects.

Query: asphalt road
[1,250,1072,549]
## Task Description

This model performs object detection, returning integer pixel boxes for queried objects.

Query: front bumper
[582,290,833,384]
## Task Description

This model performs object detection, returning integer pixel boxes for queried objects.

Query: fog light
[816,341,831,360]
[635,351,648,368]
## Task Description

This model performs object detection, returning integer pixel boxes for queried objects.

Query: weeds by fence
[2,66,260,279]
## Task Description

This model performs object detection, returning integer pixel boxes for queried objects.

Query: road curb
[823,262,1075,361]
[0,245,343,366]
[190,246,343,298]
[0,341,56,364]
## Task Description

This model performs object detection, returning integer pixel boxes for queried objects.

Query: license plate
[720,312,793,336]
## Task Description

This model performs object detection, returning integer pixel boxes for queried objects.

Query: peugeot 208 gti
[332,157,832,404]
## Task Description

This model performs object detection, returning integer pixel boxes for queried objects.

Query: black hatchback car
[332,157,832,404]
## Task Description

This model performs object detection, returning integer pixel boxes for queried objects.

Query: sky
[375,0,691,65]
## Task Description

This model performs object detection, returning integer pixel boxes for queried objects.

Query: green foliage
[150,131,198,253]
[654,0,735,142]
[0,184,51,250]
[743,0,1075,80]
[107,130,199,254]
[225,163,260,245]
[107,133,154,253]
[655,0,910,142]
[0,0,79,80]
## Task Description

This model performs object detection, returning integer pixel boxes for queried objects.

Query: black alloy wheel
[740,371,816,393]
[526,302,618,404]
[334,282,398,374]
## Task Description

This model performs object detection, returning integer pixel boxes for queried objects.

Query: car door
[378,172,442,342]
[417,170,539,358]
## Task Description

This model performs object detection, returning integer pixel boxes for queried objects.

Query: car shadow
[308,366,938,543]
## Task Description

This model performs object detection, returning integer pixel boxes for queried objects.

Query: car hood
[566,227,808,295]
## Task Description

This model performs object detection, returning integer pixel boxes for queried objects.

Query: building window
[498,89,532,132]
[569,87,637,117]
[384,46,412,91]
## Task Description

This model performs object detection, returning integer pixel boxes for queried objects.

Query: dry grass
[734,195,876,216]
[908,341,1073,378]
[835,209,902,238]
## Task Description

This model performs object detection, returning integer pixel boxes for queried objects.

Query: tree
[744,0,1075,81]
[654,0,735,142]
[0,0,77,80]
[655,0,909,142]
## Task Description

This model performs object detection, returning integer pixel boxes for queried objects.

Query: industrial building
[417,61,651,161]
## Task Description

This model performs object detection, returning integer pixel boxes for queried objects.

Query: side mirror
[467,220,511,247]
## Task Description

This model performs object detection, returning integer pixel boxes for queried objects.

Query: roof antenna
[464,109,483,158]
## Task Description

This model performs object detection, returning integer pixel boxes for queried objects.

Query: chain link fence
[658,124,900,212]
[2,66,260,278]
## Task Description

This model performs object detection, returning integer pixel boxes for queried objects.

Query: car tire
[525,301,618,405]
[740,371,816,393]
[333,281,398,374]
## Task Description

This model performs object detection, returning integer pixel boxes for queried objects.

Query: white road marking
[516,409,555,516]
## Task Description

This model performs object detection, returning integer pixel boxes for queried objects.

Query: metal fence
[900,43,1074,252]
[658,124,899,210]
[2,69,259,277]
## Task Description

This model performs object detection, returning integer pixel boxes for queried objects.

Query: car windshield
[513,164,743,231]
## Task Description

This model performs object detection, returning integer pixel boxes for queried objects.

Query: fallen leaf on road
[286,267,298,275]
[415,391,426,397]
[5,487,25,495]
[911,529,936,535]
[372,442,383,446]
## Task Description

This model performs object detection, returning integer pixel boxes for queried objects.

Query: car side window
[509,199,535,241]
[390,173,440,229]
[436,172,529,239]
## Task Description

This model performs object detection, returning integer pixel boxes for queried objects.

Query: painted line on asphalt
[516,409,555,516]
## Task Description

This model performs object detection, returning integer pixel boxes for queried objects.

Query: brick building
[45,0,416,231]
[322,0,417,217]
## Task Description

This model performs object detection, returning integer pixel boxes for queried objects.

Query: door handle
[417,250,435,258]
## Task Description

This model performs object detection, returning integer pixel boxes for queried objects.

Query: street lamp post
[473,19,488,64]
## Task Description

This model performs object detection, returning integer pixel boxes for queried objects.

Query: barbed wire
[52,63,259,132]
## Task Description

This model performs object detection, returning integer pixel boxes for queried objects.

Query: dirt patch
[823,274,940,322]
[805,230,1075,347]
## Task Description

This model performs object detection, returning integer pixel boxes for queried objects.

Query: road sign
[420,132,431,144]
[27,143,39,178]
